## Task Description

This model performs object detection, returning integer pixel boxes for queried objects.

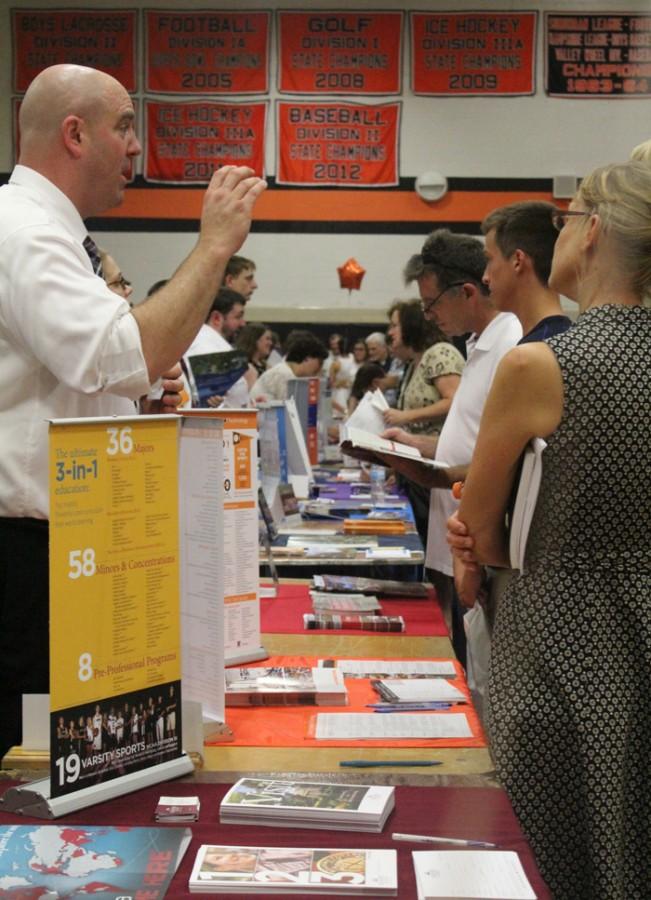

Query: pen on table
[392,832,498,849]
[366,703,452,712]
[339,760,443,768]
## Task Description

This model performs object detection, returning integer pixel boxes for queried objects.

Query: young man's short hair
[481,201,558,287]
[224,255,255,280]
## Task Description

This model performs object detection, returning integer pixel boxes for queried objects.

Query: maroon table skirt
[0,778,550,899]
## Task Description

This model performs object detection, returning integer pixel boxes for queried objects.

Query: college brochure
[220,777,395,833]
[225,666,348,706]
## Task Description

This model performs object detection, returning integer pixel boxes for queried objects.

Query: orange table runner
[208,655,486,748]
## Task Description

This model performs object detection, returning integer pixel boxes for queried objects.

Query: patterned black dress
[487,305,651,899]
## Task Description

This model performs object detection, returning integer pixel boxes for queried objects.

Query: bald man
[0,64,266,757]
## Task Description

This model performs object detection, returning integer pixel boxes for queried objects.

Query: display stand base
[0,753,194,819]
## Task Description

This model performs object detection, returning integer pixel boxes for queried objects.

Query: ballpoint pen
[369,704,453,712]
[339,760,443,768]
[392,832,498,848]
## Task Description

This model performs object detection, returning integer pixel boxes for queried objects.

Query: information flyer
[48,417,182,798]
[12,8,137,92]
[278,10,403,94]
[184,409,262,665]
[411,11,537,96]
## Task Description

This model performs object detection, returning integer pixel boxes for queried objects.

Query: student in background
[236,322,274,379]
[250,332,327,403]
[447,161,651,898]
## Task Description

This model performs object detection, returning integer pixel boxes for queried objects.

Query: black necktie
[83,235,104,278]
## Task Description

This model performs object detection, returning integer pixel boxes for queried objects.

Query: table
[0,778,552,899]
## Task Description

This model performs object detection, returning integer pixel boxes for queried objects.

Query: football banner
[546,12,651,96]
[12,8,137,92]
[145,9,270,94]
[277,101,400,187]
[411,11,537,96]
[278,10,403,94]
[145,99,267,183]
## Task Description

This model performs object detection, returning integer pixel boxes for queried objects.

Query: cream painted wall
[3,0,650,314]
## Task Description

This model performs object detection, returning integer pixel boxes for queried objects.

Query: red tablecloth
[260,583,447,636]
[0,779,551,899]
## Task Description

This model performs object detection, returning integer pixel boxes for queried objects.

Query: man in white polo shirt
[383,229,521,667]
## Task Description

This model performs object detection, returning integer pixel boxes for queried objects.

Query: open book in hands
[341,426,448,471]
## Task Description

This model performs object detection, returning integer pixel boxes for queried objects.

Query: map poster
[12,8,137,93]
[145,99,267,183]
[48,416,182,799]
[411,11,536,96]
[145,9,270,94]
[546,12,651,97]
[276,100,400,187]
[278,10,403,94]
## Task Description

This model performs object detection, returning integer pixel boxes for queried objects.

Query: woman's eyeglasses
[551,210,592,232]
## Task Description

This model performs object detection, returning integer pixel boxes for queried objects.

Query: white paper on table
[380,678,467,703]
[365,547,412,559]
[322,660,457,678]
[315,712,472,740]
[412,850,537,899]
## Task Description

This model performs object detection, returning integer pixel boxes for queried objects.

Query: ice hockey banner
[145,10,270,94]
[145,99,267,183]
[546,12,651,97]
[277,101,400,187]
[411,11,536,96]
[278,10,403,94]
[12,8,137,92]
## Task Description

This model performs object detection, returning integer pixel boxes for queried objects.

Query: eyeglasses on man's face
[551,209,592,232]
[107,274,131,291]
[420,281,466,314]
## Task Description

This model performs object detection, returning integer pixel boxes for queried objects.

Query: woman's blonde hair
[578,161,651,304]
[630,138,651,164]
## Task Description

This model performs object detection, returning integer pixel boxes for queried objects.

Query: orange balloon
[337,257,366,292]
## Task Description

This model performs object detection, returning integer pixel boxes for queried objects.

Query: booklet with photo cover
[190,844,397,895]
[224,666,348,706]
[220,777,395,832]
[313,575,428,598]
[0,824,191,898]
[186,349,249,407]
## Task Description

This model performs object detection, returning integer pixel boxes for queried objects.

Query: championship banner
[546,12,651,96]
[145,99,267,183]
[411,11,537,96]
[278,10,403,94]
[276,101,400,187]
[12,8,137,93]
[48,417,182,799]
[145,9,270,94]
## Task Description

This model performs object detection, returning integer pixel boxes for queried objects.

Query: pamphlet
[189,844,397,895]
[508,437,546,572]
[319,660,457,679]
[313,575,428,598]
[225,666,348,706]
[186,349,249,407]
[315,713,472,740]
[220,777,395,832]
[155,795,201,822]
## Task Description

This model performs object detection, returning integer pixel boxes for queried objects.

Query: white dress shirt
[0,166,150,519]
[184,324,250,408]
[426,312,522,575]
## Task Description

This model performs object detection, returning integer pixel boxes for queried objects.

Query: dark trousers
[427,568,467,670]
[0,517,50,760]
